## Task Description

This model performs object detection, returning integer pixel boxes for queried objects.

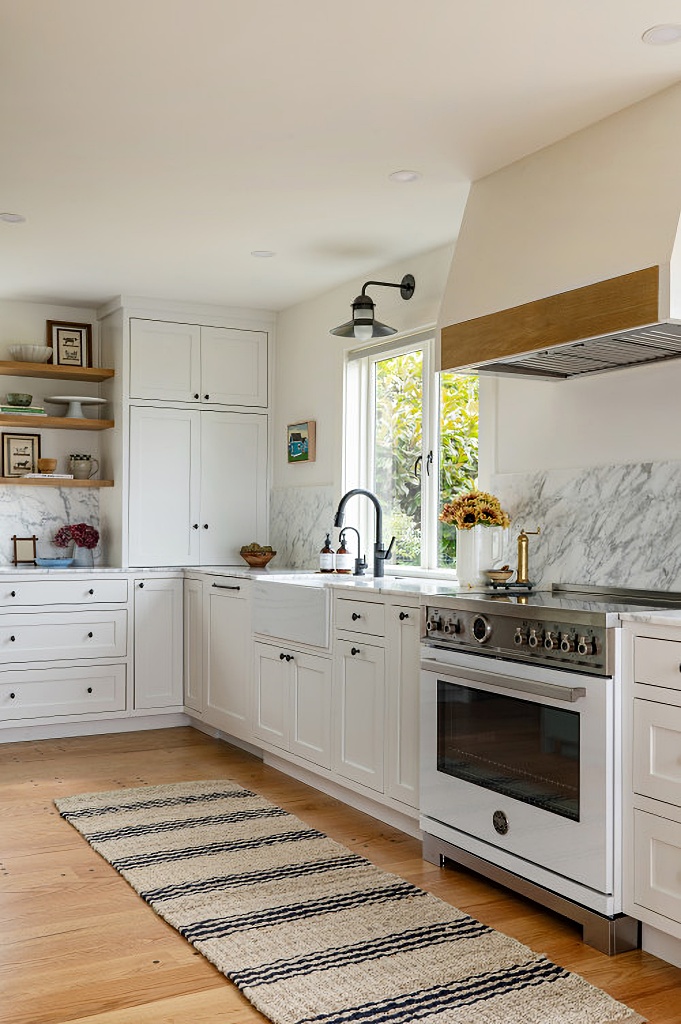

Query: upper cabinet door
[200,327,268,407]
[130,319,201,402]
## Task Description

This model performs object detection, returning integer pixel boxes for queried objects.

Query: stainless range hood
[438,84,681,381]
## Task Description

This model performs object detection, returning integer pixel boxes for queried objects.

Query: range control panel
[423,605,611,676]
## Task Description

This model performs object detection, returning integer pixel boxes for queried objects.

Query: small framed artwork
[287,420,316,464]
[46,320,93,368]
[2,432,41,477]
[11,535,37,566]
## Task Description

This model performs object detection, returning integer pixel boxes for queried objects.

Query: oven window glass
[437,680,580,821]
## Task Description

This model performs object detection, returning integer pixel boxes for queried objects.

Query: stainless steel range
[420,584,681,954]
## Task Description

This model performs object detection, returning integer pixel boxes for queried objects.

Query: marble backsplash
[490,458,681,592]
[0,487,100,565]
[269,485,336,570]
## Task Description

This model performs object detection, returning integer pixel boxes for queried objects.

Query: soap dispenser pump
[320,532,334,573]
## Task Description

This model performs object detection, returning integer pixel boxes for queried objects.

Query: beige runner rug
[55,780,645,1024]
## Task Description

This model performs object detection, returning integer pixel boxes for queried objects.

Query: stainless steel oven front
[420,643,624,935]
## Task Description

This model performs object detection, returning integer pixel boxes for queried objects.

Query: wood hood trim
[440,266,660,372]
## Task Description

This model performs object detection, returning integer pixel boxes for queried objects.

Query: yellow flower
[440,490,510,530]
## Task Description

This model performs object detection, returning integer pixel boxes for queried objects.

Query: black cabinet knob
[286,654,293,662]
[87,632,93,638]
[203,523,208,529]
[204,394,210,400]
[279,652,286,660]
[9,692,15,699]
[9,635,15,642]
[138,582,144,589]
[192,523,199,530]
[10,590,15,597]
[399,611,409,620]
[88,589,94,595]
[194,393,199,399]
[351,612,361,621]
[87,687,93,694]
[351,646,360,656]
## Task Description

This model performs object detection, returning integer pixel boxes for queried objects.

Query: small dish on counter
[35,557,75,568]
[240,543,276,568]
[485,567,514,584]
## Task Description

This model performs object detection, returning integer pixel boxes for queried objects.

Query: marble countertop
[619,608,681,626]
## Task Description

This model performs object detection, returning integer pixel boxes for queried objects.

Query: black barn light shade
[330,274,416,341]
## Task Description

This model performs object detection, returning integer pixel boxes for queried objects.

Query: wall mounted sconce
[330,274,415,341]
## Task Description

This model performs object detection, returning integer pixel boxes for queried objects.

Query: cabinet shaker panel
[201,327,268,407]
[129,319,201,402]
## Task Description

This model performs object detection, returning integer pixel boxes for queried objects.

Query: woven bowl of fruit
[240,543,276,568]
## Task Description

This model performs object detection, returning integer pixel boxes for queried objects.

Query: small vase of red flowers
[54,523,100,567]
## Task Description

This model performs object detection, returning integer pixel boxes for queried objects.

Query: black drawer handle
[212,583,240,591]
[138,582,144,589]
[192,523,199,530]
[87,687,93,694]
[9,692,15,699]
[87,632,94,639]
[279,652,286,660]
[203,523,209,529]
[9,635,15,642]
[88,588,94,595]
[194,393,200,399]
[351,612,361,621]
[204,394,210,400]
[10,590,16,597]
[399,611,409,620]
[351,646,361,656]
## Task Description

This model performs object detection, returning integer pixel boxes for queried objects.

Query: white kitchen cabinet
[129,318,268,407]
[183,577,204,713]
[253,640,332,768]
[128,405,267,567]
[333,637,385,792]
[623,621,681,945]
[0,609,127,663]
[384,602,420,807]
[203,577,252,741]
[133,577,183,710]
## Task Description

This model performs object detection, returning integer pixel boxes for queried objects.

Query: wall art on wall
[46,320,92,367]
[287,420,316,463]
[2,432,41,477]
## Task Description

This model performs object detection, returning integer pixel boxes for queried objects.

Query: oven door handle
[420,658,587,703]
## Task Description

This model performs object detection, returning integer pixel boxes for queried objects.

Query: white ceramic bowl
[9,344,53,363]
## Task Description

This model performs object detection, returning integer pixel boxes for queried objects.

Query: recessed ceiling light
[642,23,681,45]
[251,250,276,258]
[0,212,26,223]
[389,170,422,183]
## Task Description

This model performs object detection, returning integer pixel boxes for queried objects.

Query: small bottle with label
[319,532,335,573]
[335,531,353,574]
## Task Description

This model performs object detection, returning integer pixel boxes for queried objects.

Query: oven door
[420,647,615,896]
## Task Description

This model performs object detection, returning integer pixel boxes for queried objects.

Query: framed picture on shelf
[287,420,316,463]
[11,535,37,565]
[2,432,41,477]
[46,320,92,368]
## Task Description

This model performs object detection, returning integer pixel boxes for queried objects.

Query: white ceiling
[1,0,680,313]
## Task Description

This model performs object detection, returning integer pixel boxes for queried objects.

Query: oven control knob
[513,627,527,646]
[527,628,542,649]
[560,632,576,653]
[443,617,460,635]
[577,635,595,656]
[543,630,559,650]
[426,614,442,633]
[472,615,492,643]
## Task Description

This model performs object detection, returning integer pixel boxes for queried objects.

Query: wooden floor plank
[1,725,679,1024]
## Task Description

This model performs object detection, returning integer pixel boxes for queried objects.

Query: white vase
[456,525,496,590]
[72,544,94,568]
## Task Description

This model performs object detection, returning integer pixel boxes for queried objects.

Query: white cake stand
[44,396,107,419]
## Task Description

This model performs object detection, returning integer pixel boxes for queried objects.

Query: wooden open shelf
[0,414,114,430]
[0,477,114,487]
[0,361,114,382]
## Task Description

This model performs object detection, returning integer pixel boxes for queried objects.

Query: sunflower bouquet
[439,490,510,530]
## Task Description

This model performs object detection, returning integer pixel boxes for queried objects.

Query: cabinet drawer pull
[399,611,409,620]
[351,646,361,656]
[192,523,199,530]
[9,692,15,699]
[351,612,361,621]
[138,582,144,589]
[279,652,286,660]
[194,393,200,400]
[10,590,16,597]
[87,632,94,639]
[9,635,15,642]
[204,394,210,400]
[203,523,209,529]
[87,687,93,694]
[212,583,241,591]
[88,588,94,595]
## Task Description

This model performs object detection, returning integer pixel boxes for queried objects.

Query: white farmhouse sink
[252,579,330,647]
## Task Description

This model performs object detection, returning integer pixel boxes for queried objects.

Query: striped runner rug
[55,780,644,1024]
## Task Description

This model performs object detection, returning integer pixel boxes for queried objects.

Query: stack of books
[0,404,47,416]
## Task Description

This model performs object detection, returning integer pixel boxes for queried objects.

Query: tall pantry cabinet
[97,300,272,568]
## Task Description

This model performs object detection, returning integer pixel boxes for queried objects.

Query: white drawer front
[0,610,127,663]
[634,808,681,924]
[633,699,681,805]
[634,635,681,691]
[1,664,126,719]
[336,599,385,637]
[0,578,128,607]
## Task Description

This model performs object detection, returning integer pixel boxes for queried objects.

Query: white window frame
[343,330,459,579]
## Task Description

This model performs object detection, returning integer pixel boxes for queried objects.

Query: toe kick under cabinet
[0,575,129,726]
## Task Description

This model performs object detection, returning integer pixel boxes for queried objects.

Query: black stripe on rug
[60,787,255,820]
[87,805,289,842]
[110,827,325,870]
